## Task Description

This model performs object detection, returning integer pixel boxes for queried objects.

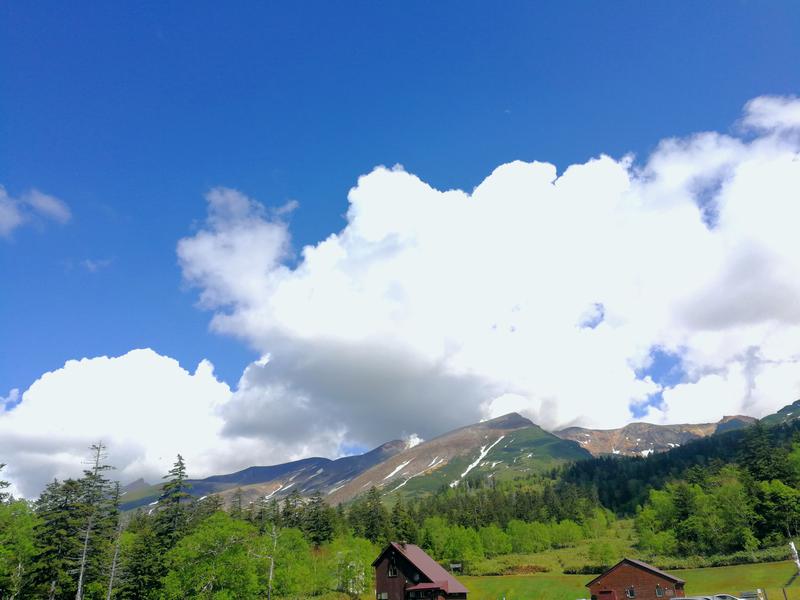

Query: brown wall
[375,556,410,600]
[375,553,428,600]
[588,564,685,600]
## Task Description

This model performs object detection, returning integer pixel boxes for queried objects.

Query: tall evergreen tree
[390,496,418,544]
[117,512,163,600]
[156,454,191,548]
[362,487,389,544]
[282,490,303,530]
[26,479,86,600]
[303,491,333,546]
[74,442,116,600]
[741,422,790,482]
[0,463,10,503]
[230,487,245,520]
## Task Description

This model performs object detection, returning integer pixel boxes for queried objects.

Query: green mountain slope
[760,399,800,427]
[327,413,591,504]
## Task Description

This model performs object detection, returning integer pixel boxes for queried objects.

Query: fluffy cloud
[0,186,71,238]
[9,95,800,496]
[741,95,800,132]
[177,95,800,457]
[0,350,234,497]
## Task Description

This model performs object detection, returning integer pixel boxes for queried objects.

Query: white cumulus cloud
[0,349,234,497]
[0,348,364,497]
[9,95,800,496]
[176,95,800,455]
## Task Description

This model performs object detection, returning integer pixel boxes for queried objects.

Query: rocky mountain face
[327,412,591,504]
[119,412,590,510]
[554,415,756,457]
[122,401,800,510]
[120,439,407,511]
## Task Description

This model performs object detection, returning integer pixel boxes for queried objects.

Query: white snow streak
[450,435,505,488]
[263,484,284,500]
[383,459,412,480]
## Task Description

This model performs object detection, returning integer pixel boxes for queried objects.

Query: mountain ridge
[554,414,756,457]
[119,401,800,511]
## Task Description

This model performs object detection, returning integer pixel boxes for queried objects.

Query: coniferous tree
[303,491,333,546]
[104,483,123,600]
[155,454,191,548]
[188,494,224,528]
[230,487,245,520]
[741,422,791,482]
[117,512,162,600]
[74,442,116,600]
[282,490,303,529]
[27,479,86,600]
[362,487,389,544]
[0,463,10,503]
[390,496,417,544]
[250,495,280,534]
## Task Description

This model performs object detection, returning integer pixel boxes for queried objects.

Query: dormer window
[388,563,397,578]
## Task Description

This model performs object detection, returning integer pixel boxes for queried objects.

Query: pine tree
[362,487,389,544]
[230,487,245,520]
[0,463,10,503]
[302,491,333,546]
[251,495,280,534]
[26,479,86,600]
[105,483,123,600]
[188,494,224,528]
[282,490,303,529]
[390,496,418,544]
[74,442,115,600]
[155,454,191,548]
[117,513,162,600]
[741,422,791,482]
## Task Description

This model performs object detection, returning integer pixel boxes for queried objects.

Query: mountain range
[119,400,799,511]
[554,414,756,457]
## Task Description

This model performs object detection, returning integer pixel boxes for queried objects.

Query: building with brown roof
[373,542,468,600]
[587,558,686,600]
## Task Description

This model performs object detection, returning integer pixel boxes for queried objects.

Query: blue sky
[2,0,800,402]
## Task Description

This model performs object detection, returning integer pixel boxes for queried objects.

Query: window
[377,594,388,600]
[626,587,636,598]
[656,586,664,598]
[387,563,397,578]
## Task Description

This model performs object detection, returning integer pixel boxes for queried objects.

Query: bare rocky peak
[554,415,756,457]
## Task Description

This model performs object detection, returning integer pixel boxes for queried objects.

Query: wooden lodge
[373,542,468,600]
[587,558,686,600]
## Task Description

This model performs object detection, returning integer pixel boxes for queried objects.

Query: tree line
[0,450,383,599]
[3,417,800,596]
[566,420,800,556]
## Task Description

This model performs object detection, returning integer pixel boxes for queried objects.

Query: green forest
[2,418,800,599]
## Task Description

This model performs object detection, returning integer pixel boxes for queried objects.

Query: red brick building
[373,542,468,600]
[587,558,686,600]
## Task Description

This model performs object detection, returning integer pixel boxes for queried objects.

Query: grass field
[461,561,800,600]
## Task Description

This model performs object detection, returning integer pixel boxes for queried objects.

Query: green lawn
[461,561,800,600]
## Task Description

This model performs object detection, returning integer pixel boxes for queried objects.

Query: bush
[507,520,551,553]
[550,520,583,548]
[479,525,512,557]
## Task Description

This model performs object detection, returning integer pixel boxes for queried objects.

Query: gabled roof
[586,558,686,588]
[373,542,469,594]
